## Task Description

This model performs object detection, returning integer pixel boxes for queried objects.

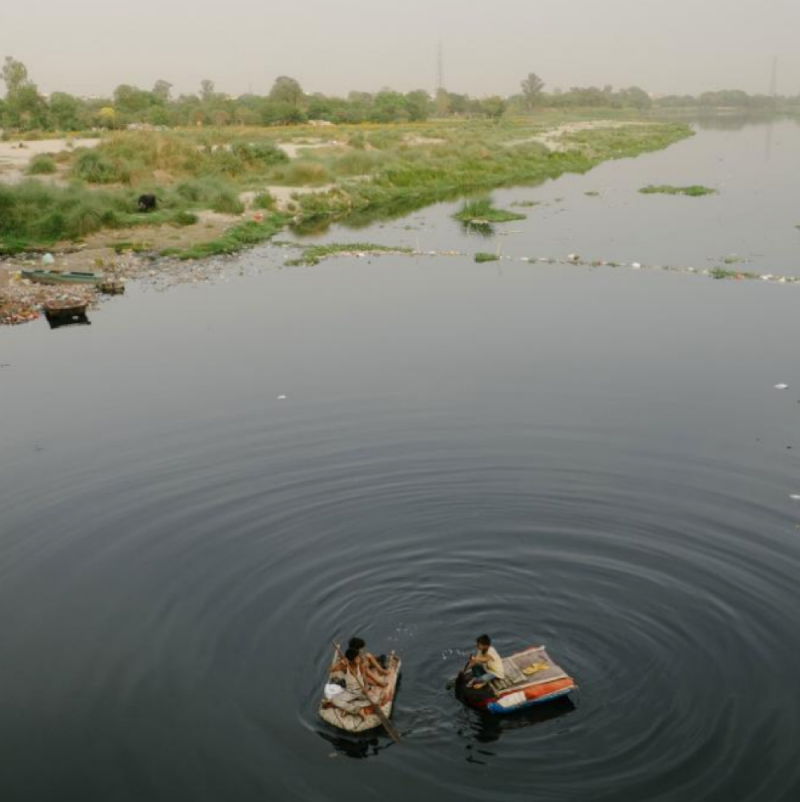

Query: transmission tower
[769,56,778,97]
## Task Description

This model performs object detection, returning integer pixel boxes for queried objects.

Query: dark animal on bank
[137,194,157,212]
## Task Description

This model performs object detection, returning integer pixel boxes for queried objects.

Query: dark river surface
[2,120,800,802]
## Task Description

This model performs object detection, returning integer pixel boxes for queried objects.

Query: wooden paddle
[331,641,401,744]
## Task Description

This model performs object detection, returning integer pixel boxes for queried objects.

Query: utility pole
[437,40,445,94]
[769,56,778,98]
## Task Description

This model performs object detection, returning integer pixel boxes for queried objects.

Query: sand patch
[0,137,100,184]
[505,120,647,153]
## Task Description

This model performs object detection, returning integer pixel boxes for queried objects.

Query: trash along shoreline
[3,243,799,328]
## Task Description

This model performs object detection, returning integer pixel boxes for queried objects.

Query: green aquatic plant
[708,267,758,280]
[285,242,413,267]
[453,197,526,224]
[474,252,500,263]
[639,185,717,197]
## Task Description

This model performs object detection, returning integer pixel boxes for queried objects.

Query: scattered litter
[41,253,55,266]
[775,384,790,390]
[631,262,642,269]
[791,495,800,502]
[277,395,288,401]
[567,253,580,263]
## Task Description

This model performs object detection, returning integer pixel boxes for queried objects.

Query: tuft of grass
[585,191,601,197]
[454,197,526,224]
[26,155,57,175]
[285,242,413,266]
[210,189,245,215]
[171,210,199,227]
[252,191,277,211]
[510,200,541,208]
[639,185,717,197]
[474,252,500,263]
[72,149,131,184]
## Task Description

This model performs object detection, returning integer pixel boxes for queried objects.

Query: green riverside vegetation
[0,118,693,257]
[284,243,414,267]
[454,198,527,225]
[639,185,717,196]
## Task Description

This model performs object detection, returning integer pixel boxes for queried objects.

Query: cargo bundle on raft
[456,645,576,715]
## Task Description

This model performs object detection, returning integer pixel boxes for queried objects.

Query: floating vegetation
[453,197,527,225]
[708,268,759,280]
[510,200,541,208]
[639,185,717,197]
[474,252,500,263]
[584,191,601,197]
[285,242,413,267]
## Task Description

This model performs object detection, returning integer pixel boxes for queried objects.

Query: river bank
[1,117,693,325]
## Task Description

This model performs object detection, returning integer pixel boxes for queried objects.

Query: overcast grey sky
[2,0,799,98]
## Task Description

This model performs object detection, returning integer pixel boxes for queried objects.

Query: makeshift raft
[318,651,401,734]
[457,645,576,715]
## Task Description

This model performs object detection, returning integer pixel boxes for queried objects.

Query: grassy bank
[0,117,693,257]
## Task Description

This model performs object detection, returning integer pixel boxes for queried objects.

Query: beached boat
[22,269,103,286]
[318,650,402,734]
[43,300,90,328]
[456,645,576,715]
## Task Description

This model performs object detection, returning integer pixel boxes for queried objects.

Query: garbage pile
[0,271,97,326]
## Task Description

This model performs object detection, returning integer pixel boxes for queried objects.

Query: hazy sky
[2,0,799,98]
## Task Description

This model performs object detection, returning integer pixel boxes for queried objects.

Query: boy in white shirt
[469,634,506,689]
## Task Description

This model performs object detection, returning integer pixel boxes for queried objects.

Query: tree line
[2,59,798,133]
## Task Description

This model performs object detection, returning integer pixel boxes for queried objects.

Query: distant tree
[200,80,216,102]
[520,72,545,110]
[435,87,451,116]
[49,92,86,130]
[447,92,470,115]
[113,84,155,116]
[269,76,305,108]
[372,90,408,122]
[152,80,173,102]
[98,106,117,129]
[619,86,652,110]
[405,90,433,122]
[480,95,508,120]
[2,57,48,130]
[2,57,30,96]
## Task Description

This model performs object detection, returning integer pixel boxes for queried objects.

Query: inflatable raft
[457,645,576,715]
[318,651,401,734]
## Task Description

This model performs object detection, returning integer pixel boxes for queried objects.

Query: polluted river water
[1,119,800,802]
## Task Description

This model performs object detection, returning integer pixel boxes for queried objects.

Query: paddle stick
[331,641,401,744]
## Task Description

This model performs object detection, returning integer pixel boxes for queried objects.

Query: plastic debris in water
[775,384,790,390]
[791,495,800,502]
[277,395,288,401]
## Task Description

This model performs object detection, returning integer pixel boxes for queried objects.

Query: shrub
[72,150,130,184]
[26,155,57,175]
[253,192,276,210]
[211,189,245,215]
[172,210,199,226]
